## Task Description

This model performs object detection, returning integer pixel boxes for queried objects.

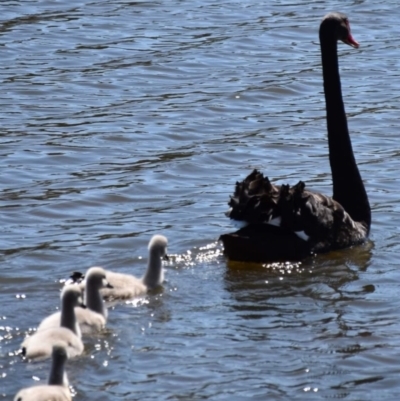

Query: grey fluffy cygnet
[14,345,72,401]
[38,267,112,335]
[21,286,84,360]
[101,235,168,301]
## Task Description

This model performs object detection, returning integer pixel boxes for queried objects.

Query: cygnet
[21,286,84,360]
[38,267,112,334]
[14,345,71,401]
[101,234,168,301]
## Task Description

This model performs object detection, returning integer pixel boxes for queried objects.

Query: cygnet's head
[85,267,113,289]
[148,235,168,260]
[61,285,85,308]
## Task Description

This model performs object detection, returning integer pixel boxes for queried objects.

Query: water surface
[2,0,400,400]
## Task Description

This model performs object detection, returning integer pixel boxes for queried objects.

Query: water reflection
[224,241,374,309]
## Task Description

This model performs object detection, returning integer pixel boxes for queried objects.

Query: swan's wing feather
[14,385,71,401]
[101,271,147,301]
[227,169,281,224]
[226,169,367,249]
[226,169,338,233]
[14,386,71,401]
[22,328,83,360]
[74,308,105,333]
[37,312,61,332]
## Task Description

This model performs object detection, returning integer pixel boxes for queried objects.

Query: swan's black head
[320,12,359,48]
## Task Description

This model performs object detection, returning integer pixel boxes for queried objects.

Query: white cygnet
[37,284,84,337]
[14,345,71,401]
[38,267,112,335]
[76,266,112,333]
[21,286,84,361]
[101,234,168,301]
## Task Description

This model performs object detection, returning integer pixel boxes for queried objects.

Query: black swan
[220,12,371,263]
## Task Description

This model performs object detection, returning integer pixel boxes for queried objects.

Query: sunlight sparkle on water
[124,298,149,307]
[262,261,304,274]
[171,242,222,267]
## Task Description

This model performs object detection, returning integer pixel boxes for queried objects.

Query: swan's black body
[220,13,371,263]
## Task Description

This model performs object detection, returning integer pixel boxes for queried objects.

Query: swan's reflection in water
[224,240,374,306]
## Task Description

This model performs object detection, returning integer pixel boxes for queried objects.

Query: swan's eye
[343,19,350,32]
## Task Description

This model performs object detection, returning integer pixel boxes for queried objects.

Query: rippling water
[2,0,400,399]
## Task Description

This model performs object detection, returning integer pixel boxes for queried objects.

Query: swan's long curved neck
[60,298,77,334]
[86,285,105,317]
[48,355,66,386]
[142,252,162,289]
[320,32,371,230]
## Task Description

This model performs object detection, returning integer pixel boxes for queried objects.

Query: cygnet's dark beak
[79,302,87,309]
[106,282,113,289]
[163,254,169,261]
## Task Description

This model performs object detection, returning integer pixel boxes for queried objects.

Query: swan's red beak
[343,33,359,48]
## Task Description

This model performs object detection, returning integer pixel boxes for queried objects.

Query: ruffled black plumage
[222,169,368,261]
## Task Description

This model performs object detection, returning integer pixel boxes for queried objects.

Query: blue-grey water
[2,0,400,399]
